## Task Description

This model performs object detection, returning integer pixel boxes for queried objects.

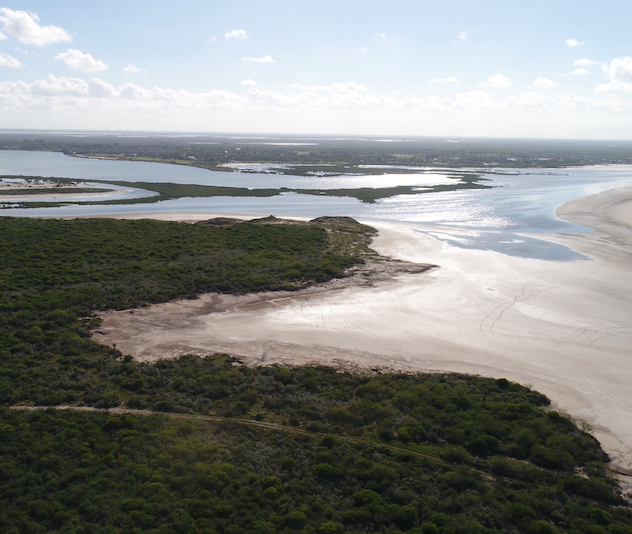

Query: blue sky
[1,1,631,138]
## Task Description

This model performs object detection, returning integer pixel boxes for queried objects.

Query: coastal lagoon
[2,150,632,260]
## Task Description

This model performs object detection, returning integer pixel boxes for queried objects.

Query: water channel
[2,150,631,261]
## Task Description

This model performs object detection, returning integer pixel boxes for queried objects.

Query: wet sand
[94,187,632,485]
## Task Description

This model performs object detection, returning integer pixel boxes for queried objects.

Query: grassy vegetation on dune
[0,215,631,533]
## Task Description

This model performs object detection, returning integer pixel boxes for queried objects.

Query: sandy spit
[0,181,129,200]
[93,187,632,489]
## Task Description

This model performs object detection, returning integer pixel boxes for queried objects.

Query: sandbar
[94,187,632,492]
[0,181,128,200]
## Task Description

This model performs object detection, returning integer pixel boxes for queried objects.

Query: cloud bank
[3,75,631,138]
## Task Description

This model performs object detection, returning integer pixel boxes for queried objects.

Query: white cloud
[373,33,388,42]
[3,75,632,138]
[574,58,600,66]
[430,76,459,83]
[243,55,275,63]
[0,8,71,46]
[458,31,469,41]
[240,79,257,86]
[55,49,108,72]
[532,77,558,89]
[89,78,118,98]
[0,72,632,138]
[225,29,247,40]
[24,75,131,99]
[0,31,6,40]
[596,56,632,93]
[31,74,90,96]
[0,52,22,68]
[558,67,592,77]
[117,83,154,100]
[609,56,632,83]
[478,74,512,88]
[124,64,142,73]
[565,38,584,48]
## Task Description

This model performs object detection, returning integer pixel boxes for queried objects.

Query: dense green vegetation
[0,215,368,406]
[3,396,631,534]
[2,364,631,534]
[1,215,631,533]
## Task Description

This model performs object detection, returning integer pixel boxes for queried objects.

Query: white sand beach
[94,187,632,489]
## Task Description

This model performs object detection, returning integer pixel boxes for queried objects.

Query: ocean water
[2,151,631,261]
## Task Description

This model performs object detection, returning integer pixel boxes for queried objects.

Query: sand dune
[94,187,632,489]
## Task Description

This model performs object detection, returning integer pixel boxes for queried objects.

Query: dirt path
[8,404,450,467]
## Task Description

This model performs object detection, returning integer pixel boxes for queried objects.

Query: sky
[0,0,631,139]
